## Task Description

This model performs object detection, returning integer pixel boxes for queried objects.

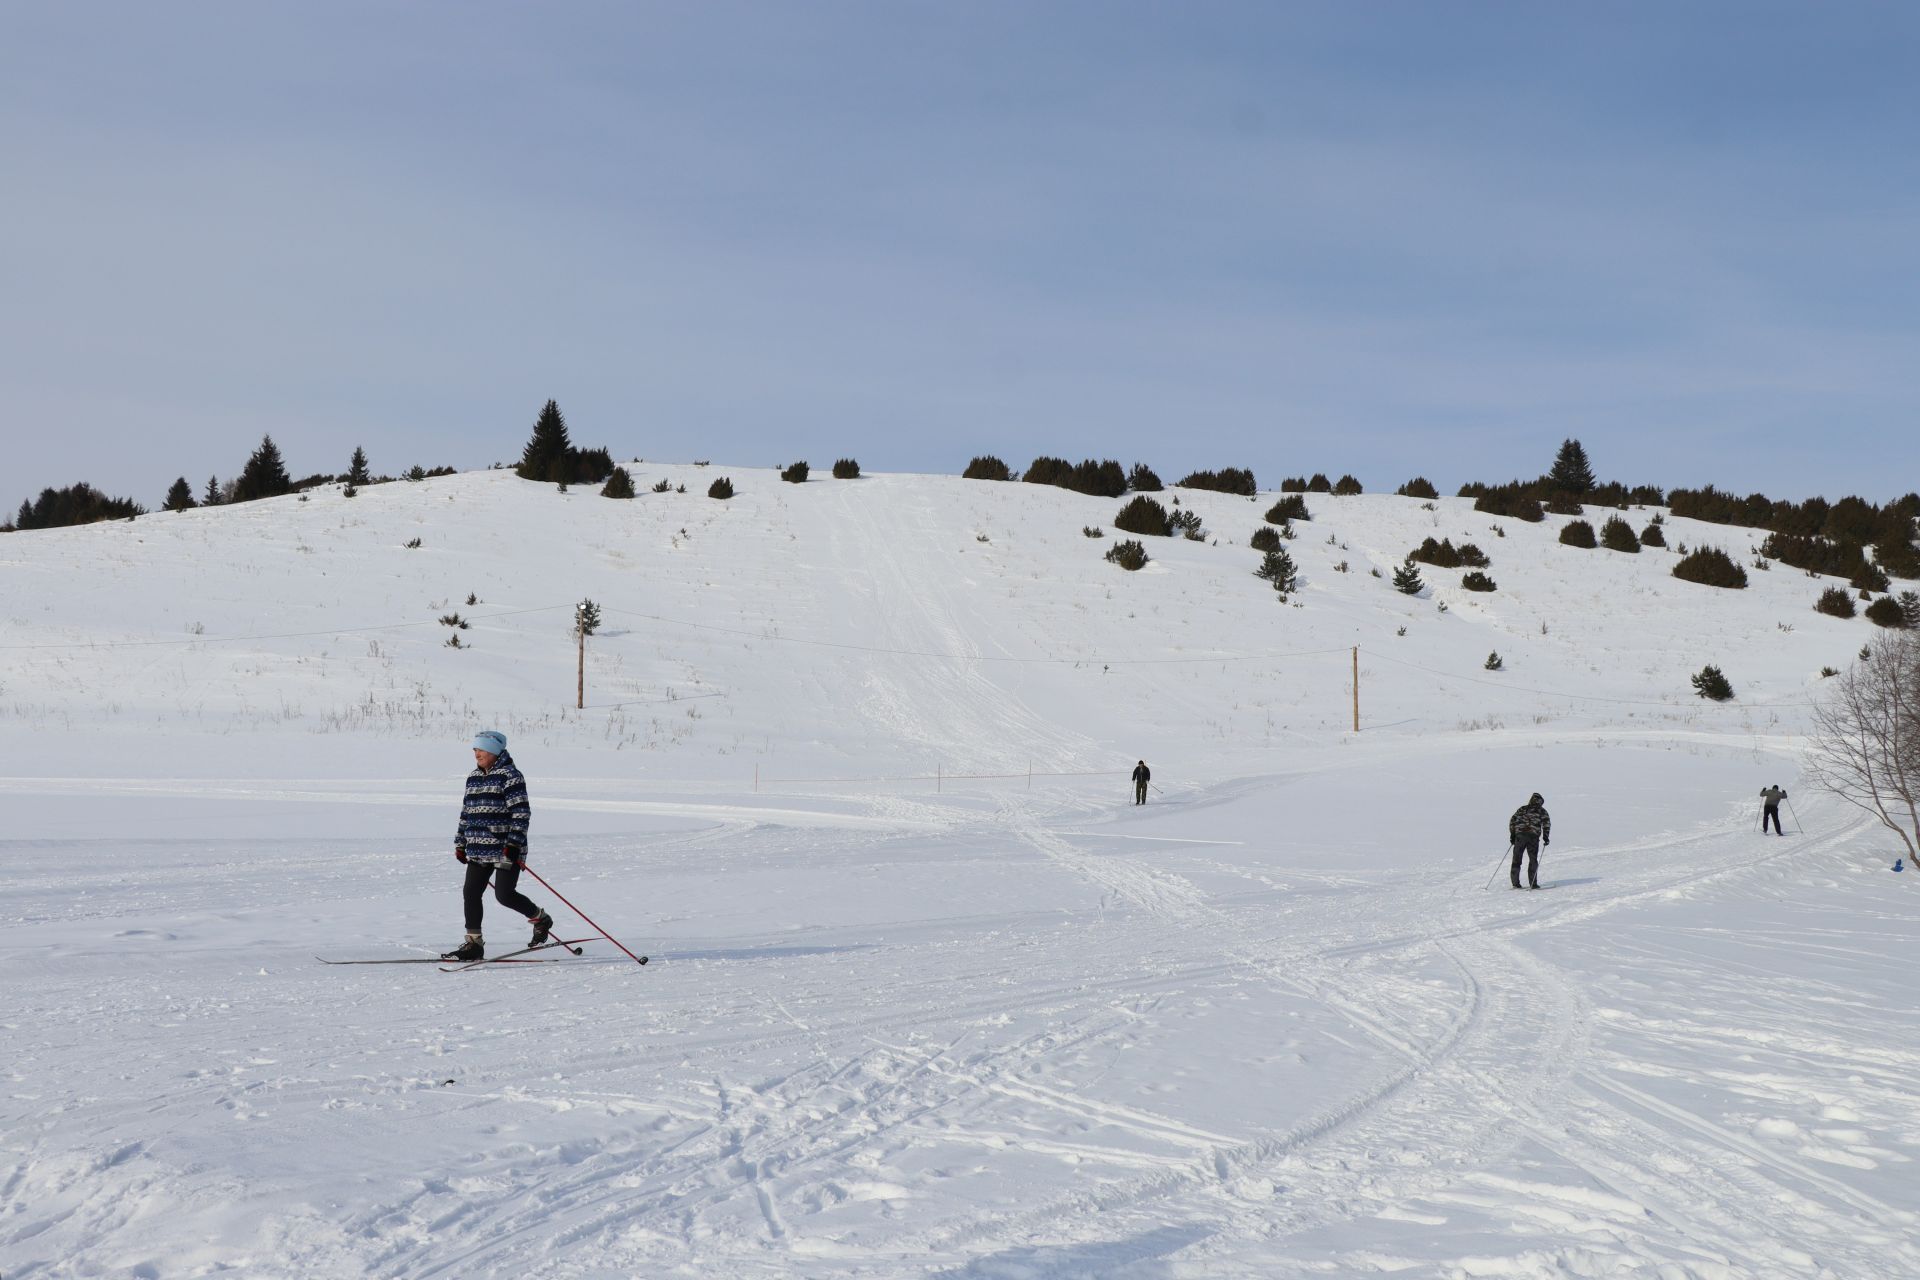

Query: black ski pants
[1509,833,1540,888]
[1134,781,1148,805]
[1763,805,1783,835]
[463,860,540,932]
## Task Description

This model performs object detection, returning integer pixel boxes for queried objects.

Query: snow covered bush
[1105,539,1149,571]
[1461,571,1497,592]
[1082,525,1104,539]
[1114,495,1173,537]
[1692,664,1735,701]
[708,477,735,500]
[1249,526,1281,553]
[1672,547,1747,589]
[1816,586,1857,619]
[1169,509,1206,541]
[1559,520,1597,548]
[1484,651,1504,671]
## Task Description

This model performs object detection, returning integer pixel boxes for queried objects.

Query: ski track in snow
[2,472,1917,1278]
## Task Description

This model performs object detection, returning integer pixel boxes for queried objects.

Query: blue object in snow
[1895,858,1905,872]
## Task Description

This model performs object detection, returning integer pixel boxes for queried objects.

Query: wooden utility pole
[1351,645,1360,733]
[576,621,585,710]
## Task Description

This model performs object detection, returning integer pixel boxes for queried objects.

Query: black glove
[1543,836,1551,846]
[504,847,525,869]
[455,847,468,864]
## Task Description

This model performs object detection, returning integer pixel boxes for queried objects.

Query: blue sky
[5,2,1917,507]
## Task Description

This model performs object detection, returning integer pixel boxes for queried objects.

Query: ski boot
[527,911,554,948]
[441,933,484,963]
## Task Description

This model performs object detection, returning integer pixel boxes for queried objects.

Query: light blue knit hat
[472,729,507,755]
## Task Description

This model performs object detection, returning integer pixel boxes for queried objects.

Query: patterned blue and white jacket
[456,751,531,864]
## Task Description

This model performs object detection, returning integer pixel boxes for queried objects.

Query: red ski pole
[519,864,649,966]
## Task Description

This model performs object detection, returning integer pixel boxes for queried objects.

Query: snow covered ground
[3,467,1915,1278]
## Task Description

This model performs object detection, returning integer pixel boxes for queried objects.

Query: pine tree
[203,475,223,507]
[1548,438,1596,494]
[1485,651,1504,671]
[347,447,371,485]
[164,477,196,512]
[517,400,573,482]
[1692,664,1735,701]
[576,598,601,637]
[601,467,636,499]
[231,435,293,503]
[1392,561,1424,595]
[1255,546,1299,597]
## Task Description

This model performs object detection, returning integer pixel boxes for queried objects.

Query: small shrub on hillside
[439,612,470,630]
[1333,474,1363,496]
[1457,542,1490,568]
[1484,651,1504,671]
[1559,519,1597,549]
[1461,571,1497,592]
[1816,586,1858,619]
[1396,477,1439,499]
[1114,495,1173,537]
[963,455,1013,481]
[1470,482,1546,522]
[1306,473,1332,493]
[1864,596,1907,628]
[1250,526,1281,553]
[1177,467,1257,496]
[1106,539,1149,571]
[404,537,422,549]
[1410,536,1466,568]
[1545,494,1584,516]
[1692,664,1735,701]
[1265,495,1310,524]
[832,458,860,479]
[1255,546,1299,596]
[652,478,671,493]
[1820,665,1840,678]
[1853,562,1891,594]
[1673,546,1747,589]
[1279,476,1307,492]
[1600,515,1640,552]
[781,461,810,484]
[1392,561,1424,595]
[601,467,636,499]
[1083,525,1104,538]
[1127,463,1163,492]
[1641,520,1668,548]
[708,477,735,499]
[1169,508,1205,540]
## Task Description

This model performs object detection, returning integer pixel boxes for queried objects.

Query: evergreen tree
[231,435,294,503]
[1255,546,1299,596]
[164,477,197,512]
[1692,664,1735,701]
[1548,438,1596,494]
[203,475,223,507]
[517,400,573,481]
[1392,561,1424,595]
[347,447,371,485]
[601,466,636,499]
[576,598,601,637]
[1485,651,1504,671]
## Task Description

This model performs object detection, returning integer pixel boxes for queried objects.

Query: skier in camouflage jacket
[1507,793,1551,890]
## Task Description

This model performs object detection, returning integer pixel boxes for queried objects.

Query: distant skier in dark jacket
[1508,792,1551,890]
[1759,784,1787,836]
[1132,760,1151,805]
[443,730,553,962]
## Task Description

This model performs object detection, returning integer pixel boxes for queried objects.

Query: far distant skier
[442,730,553,963]
[1132,760,1151,806]
[1507,792,1551,890]
[1759,784,1788,836]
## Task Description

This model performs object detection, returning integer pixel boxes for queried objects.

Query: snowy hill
[3,468,1915,1278]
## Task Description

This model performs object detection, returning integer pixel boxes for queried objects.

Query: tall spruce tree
[231,435,294,503]
[517,400,573,482]
[1548,438,1596,494]
[164,477,197,511]
[203,475,223,506]
[347,446,371,485]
